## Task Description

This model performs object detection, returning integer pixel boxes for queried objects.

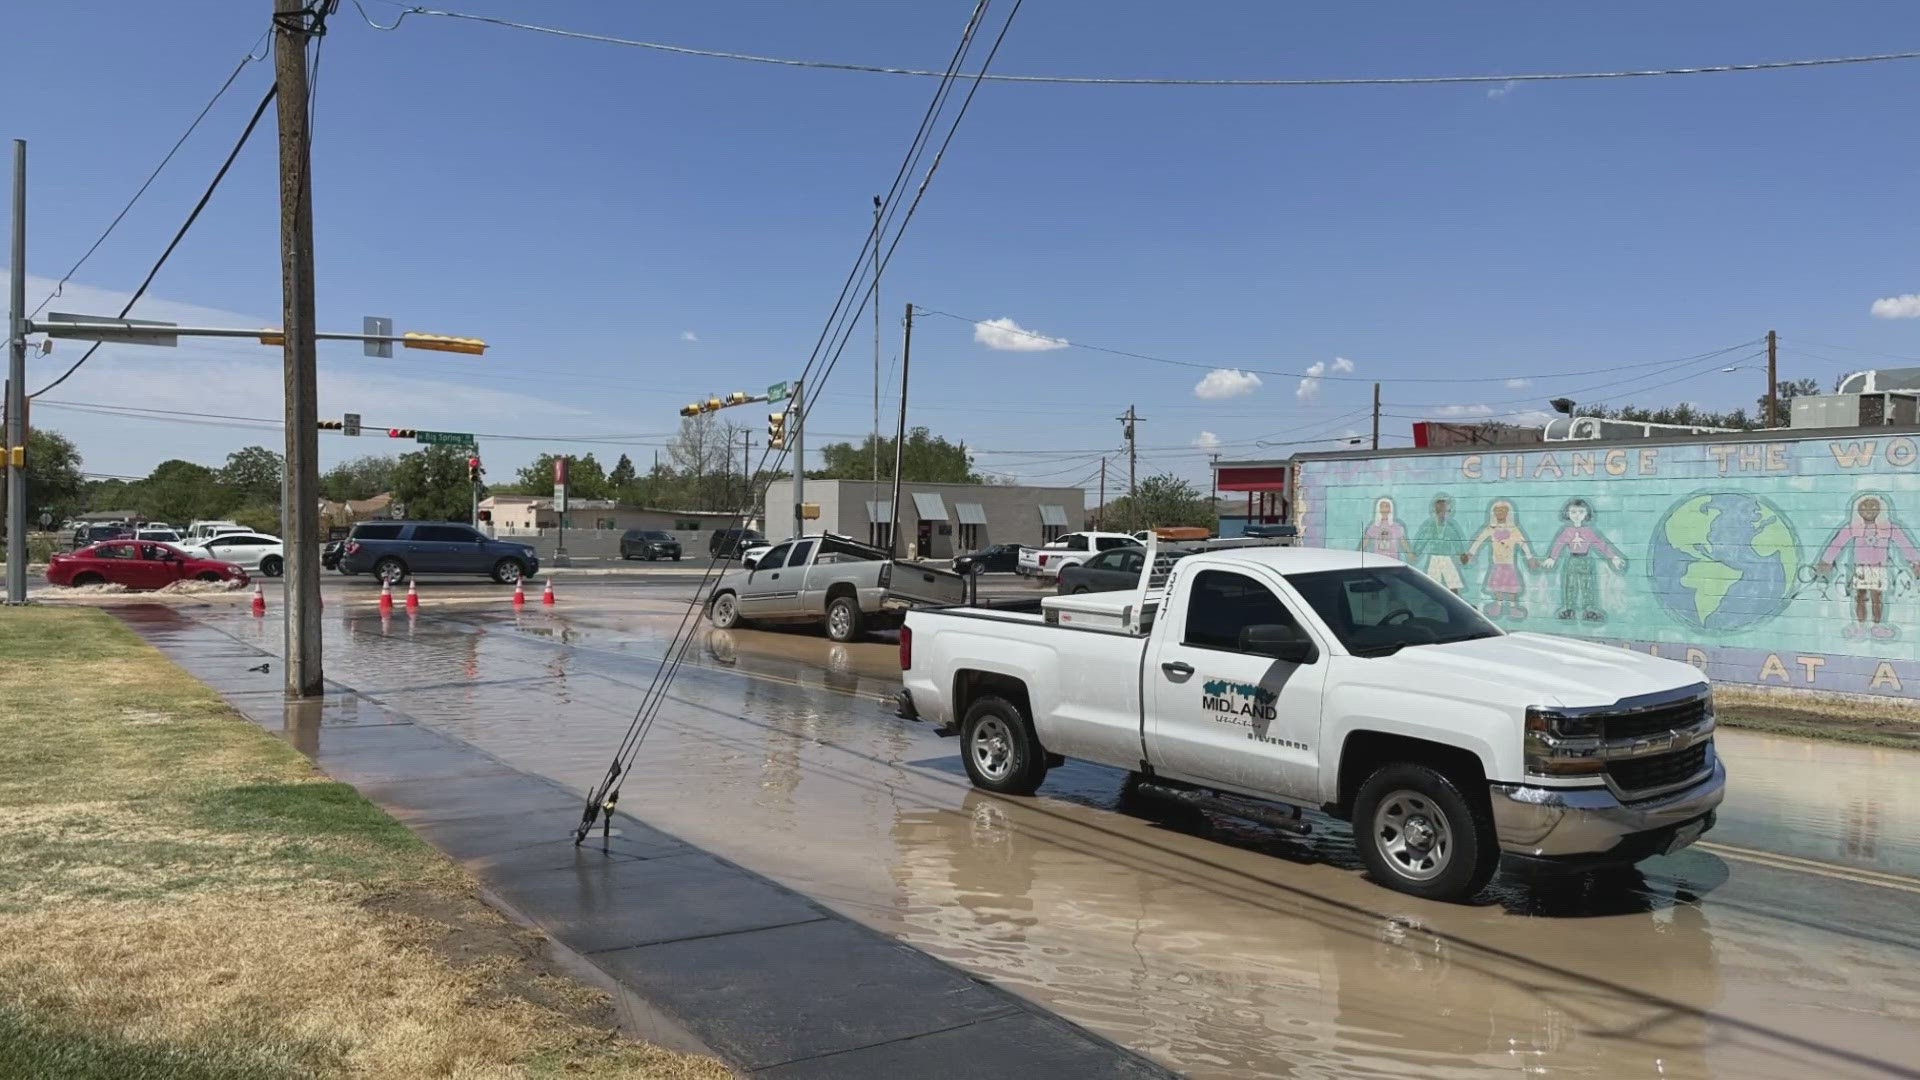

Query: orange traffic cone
[541,578,556,606]
[405,579,420,614]
[512,579,526,608]
[251,583,266,617]
[379,580,394,614]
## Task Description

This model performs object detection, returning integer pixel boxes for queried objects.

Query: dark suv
[620,529,682,561]
[338,521,540,585]
[709,527,764,558]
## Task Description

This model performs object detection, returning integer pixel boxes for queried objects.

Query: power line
[28,33,271,319]
[29,83,280,399]
[355,3,1920,89]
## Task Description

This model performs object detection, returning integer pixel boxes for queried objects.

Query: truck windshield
[1287,566,1501,657]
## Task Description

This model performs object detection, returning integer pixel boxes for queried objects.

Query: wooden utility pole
[1371,382,1381,450]
[274,0,323,698]
[887,303,913,557]
[1120,405,1141,494]
[1766,329,1779,427]
[1096,457,1106,530]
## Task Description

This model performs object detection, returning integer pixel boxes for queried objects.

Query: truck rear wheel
[825,595,864,642]
[960,695,1048,796]
[1353,763,1498,901]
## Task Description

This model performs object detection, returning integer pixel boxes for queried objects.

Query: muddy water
[211,603,1920,1079]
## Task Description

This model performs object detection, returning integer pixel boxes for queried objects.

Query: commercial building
[761,479,1087,559]
[1210,459,1290,538]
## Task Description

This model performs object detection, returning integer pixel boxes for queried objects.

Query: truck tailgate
[887,561,970,607]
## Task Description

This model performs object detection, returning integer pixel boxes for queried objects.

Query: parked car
[952,543,1020,577]
[901,544,1723,901]
[136,528,182,544]
[71,523,132,549]
[1015,531,1136,579]
[621,529,682,561]
[47,540,249,590]
[1055,544,1194,595]
[177,532,285,577]
[185,520,249,543]
[336,521,539,585]
[709,527,765,558]
[706,533,967,643]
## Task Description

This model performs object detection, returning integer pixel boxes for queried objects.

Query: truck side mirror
[1239,623,1317,665]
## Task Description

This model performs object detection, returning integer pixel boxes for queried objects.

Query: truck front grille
[1601,696,1709,742]
[1606,742,1710,795]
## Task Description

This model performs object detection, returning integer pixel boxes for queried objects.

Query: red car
[47,540,249,590]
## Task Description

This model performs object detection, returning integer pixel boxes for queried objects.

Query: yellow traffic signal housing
[704,397,724,413]
[318,419,344,431]
[768,411,787,449]
[259,328,285,346]
[726,391,751,406]
[680,403,702,417]
[801,502,820,520]
[402,332,487,355]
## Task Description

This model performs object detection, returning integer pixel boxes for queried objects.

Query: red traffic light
[387,427,416,438]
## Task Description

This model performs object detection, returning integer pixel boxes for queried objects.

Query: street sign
[415,431,475,447]
[767,381,789,402]
[43,312,178,348]
[343,413,361,437]
[363,316,393,358]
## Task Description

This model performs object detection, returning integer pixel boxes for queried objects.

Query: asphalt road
[170,575,1920,1079]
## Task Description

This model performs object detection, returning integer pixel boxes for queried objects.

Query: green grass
[0,1005,313,1080]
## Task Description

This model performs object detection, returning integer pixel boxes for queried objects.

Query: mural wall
[1295,433,1920,699]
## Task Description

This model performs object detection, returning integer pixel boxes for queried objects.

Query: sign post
[552,456,571,567]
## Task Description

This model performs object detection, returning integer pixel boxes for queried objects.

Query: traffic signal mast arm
[32,315,485,354]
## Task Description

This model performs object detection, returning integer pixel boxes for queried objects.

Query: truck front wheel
[960,695,1048,796]
[1353,763,1498,901]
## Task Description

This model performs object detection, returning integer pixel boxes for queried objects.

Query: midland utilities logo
[1202,678,1277,723]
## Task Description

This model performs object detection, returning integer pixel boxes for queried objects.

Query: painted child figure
[1537,498,1627,622]
[1412,495,1470,594]
[1467,499,1535,620]
[1816,493,1920,641]
[1359,497,1416,561]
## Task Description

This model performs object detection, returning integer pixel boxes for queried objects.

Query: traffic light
[726,391,751,406]
[318,419,344,431]
[704,396,724,413]
[401,332,487,355]
[467,456,482,483]
[768,410,787,449]
[680,402,702,417]
[387,428,416,439]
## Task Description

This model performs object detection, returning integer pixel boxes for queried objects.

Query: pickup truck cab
[1016,531,1135,579]
[901,544,1724,900]
[707,533,967,642]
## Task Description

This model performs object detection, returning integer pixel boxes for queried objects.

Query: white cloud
[1191,430,1221,450]
[973,317,1068,352]
[1432,404,1496,417]
[1504,377,1532,389]
[1487,80,1518,100]
[1871,294,1920,319]
[680,330,699,342]
[1295,356,1355,400]
[1194,368,1263,400]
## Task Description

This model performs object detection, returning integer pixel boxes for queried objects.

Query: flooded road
[199,587,1920,1079]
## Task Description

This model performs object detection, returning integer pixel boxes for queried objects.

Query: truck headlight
[1525,706,1608,777]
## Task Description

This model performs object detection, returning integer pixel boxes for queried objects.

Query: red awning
[1217,466,1288,492]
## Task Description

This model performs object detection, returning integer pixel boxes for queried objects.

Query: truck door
[1145,567,1328,801]
[737,541,796,617]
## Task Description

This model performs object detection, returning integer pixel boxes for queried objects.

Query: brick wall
[1295,432,1920,700]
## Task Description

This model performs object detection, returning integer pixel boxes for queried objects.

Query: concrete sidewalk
[116,606,1171,1079]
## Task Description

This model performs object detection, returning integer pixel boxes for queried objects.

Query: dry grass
[0,608,731,1079]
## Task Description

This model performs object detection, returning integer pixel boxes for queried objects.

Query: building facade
[1292,426,1920,701]
[761,479,1087,558]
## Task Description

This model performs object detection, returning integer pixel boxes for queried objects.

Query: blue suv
[339,521,539,585]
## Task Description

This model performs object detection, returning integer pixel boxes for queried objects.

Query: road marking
[1694,841,1920,895]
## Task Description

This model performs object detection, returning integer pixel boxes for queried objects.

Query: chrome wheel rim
[1374,789,1454,882]
[829,604,852,638]
[713,595,736,624]
[970,715,1015,782]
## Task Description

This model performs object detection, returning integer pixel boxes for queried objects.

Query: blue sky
[9,0,1920,500]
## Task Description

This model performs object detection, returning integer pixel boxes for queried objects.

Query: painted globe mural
[1648,492,1800,632]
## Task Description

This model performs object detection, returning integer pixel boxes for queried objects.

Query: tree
[608,453,636,488]
[1099,473,1212,533]
[391,445,474,522]
[138,460,233,524]
[512,453,612,500]
[0,429,85,528]
[1758,378,1821,427]
[320,455,397,502]
[220,446,284,506]
[813,428,979,483]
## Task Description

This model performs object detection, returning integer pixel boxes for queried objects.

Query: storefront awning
[864,499,894,523]
[911,492,949,521]
[954,501,988,525]
[1038,504,1069,527]
[1217,465,1289,493]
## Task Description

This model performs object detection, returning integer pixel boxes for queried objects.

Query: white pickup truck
[899,544,1724,900]
[1016,531,1136,579]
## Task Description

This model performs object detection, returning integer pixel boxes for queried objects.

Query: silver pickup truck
[706,533,968,642]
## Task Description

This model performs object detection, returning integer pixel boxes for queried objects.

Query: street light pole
[6,141,26,605]
[792,378,805,539]
[889,304,912,558]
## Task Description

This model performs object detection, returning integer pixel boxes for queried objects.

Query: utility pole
[1119,405,1141,494]
[1096,457,1106,530]
[791,378,805,539]
[5,141,26,606]
[274,0,323,697]
[739,430,753,509]
[1766,329,1779,427]
[1371,382,1381,450]
[1210,452,1219,505]
[888,303,913,557]
[872,194,881,485]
